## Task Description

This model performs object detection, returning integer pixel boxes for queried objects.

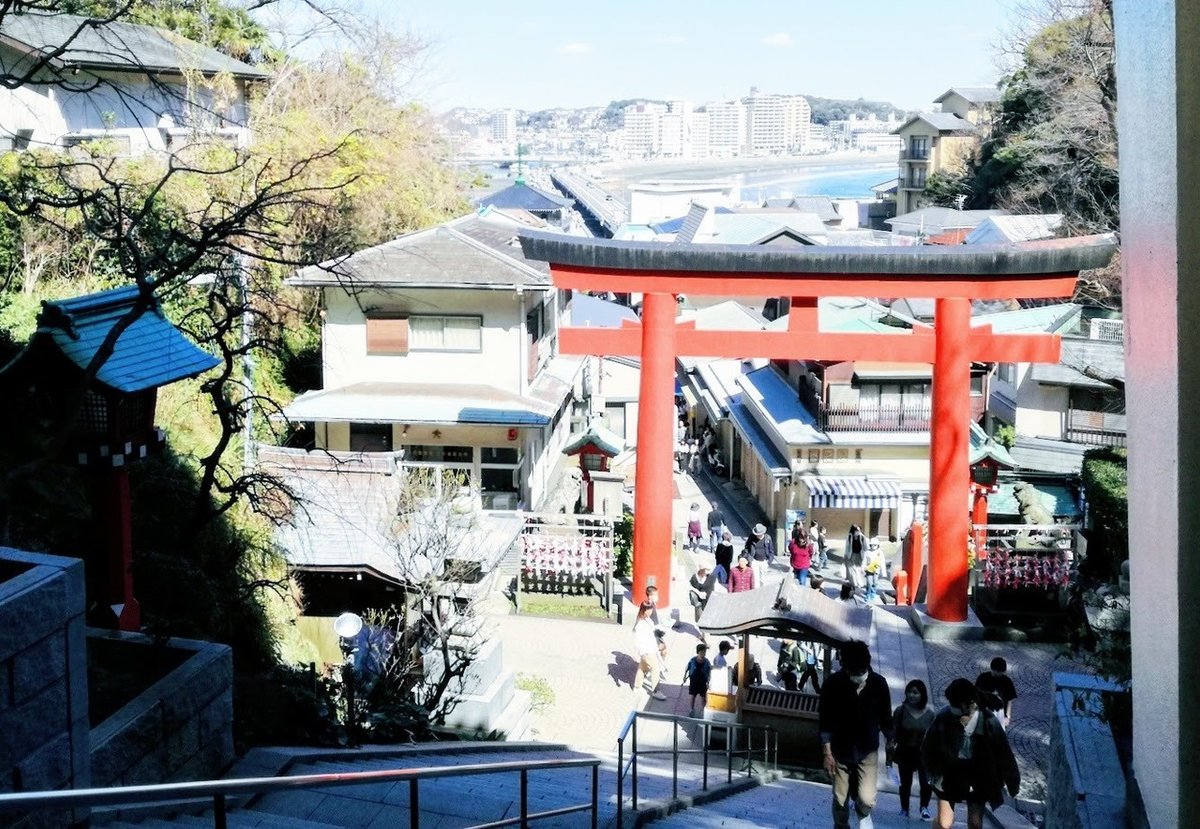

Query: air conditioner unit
[1089,318,1124,342]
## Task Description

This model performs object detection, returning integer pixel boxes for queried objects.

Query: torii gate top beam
[518,231,1118,299]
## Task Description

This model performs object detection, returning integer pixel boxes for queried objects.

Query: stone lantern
[563,419,624,515]
[8,286,219,630]
[968,437,1017,559]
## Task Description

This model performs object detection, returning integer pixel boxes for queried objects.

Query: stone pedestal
[908,602,985,641]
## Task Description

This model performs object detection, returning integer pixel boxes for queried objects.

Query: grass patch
[518,594,611,620]
[516,673,555,712]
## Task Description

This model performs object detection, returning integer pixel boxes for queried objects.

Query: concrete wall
[1114,1,1200,825]
[322,287,531,394]
[1045,673,1127,829]
[1015,377,1069,439]
[88,630,233,789]
[0,548,89,828]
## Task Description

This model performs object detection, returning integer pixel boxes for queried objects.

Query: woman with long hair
[888,679,935,820]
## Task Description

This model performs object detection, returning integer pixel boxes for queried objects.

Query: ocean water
[733,162,896,201]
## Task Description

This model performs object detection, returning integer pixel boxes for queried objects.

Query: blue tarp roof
[36,285,219,393]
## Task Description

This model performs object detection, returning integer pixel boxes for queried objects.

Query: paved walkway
[490,466,1091,815]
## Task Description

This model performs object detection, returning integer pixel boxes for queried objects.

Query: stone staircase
[93,741,760,829]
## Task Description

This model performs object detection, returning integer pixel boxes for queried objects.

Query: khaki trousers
[832,750,879,828]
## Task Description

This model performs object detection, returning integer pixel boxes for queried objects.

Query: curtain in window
[445,316,481,350]
[409,316,443,349]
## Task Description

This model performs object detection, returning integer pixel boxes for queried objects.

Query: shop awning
[802,476,902,509]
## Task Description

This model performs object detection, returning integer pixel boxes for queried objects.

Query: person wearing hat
[682,642,712,718]
[743,522,775,588]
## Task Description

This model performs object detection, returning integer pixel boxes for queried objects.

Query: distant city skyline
[356,0,1019,113]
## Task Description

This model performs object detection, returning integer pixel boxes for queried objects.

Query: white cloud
[761,32,793,48]
[557,42,595,55]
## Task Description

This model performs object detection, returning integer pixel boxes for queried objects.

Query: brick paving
[921,640,1094,801]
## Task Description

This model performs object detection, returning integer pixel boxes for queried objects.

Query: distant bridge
[550,169,627,237]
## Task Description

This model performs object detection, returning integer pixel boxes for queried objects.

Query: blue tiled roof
[37,285,219,393]
[476,182,572,213]
[650,215,687,234]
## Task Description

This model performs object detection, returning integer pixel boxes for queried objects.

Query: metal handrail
[614,710,777,829]
[0,756,601,829]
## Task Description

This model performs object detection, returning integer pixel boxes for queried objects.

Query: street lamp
[334,612,363,744]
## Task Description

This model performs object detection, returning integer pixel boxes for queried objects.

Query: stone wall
[1045,672,1127,829]
[0,548,89,828]
[89,630,233,788]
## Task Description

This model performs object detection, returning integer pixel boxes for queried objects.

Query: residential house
[885,206,1009,238]
[279,211,581,513]
[0,12,268,154]
[892,87,999,215]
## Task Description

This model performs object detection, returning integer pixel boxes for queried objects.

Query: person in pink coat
[789,519,813,586]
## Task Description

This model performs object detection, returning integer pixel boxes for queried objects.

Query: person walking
[744,523,775,587]
[844,524,867,593]
[713,529,735,584]
[686,503,703,552]
[975,657,1018,729]
[687,438,700,473]
[682,643,712,717]
[633,602,667,701]
[888,679,935,820]
[923,678,1020,829]
[818,640,893,829]
[729,554,756,593]
[706,505,726,552]
[688,565,717,635]
[789,520,814,586]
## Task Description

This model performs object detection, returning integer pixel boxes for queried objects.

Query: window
[482,447,519,464]
[349,422,392,452]
[481,445,521,510]
[526,304,543,343]
[409,315,482,351]
[909,136,929,160]
[970,374,985,395]
[998,363,1016,384]
[604,403,627,439]
[366,315,409,354]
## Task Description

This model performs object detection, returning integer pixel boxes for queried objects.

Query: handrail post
[520,769,529,828]
[409,779,420,829]
[702,722,709,791]
[726,724,733,783]
[213,793,227,829]
[671,722,679,800]
[631,716,639,810]
[591,763,599,829]
[616,735,625,829]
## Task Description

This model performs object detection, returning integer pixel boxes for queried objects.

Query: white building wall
[322,286,528,394]
[1014,378,1069,439]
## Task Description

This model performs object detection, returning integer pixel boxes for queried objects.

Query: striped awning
[802,476,902,510]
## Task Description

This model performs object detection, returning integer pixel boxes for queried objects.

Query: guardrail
[0,757,602,829]
[614,710,777,829]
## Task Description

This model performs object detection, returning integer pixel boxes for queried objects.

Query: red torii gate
[520,232,1116,622]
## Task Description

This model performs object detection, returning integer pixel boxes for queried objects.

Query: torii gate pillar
[632,292,677,603]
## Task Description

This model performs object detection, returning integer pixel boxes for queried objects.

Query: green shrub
[613,515,633,577]
[1081,447,1128,579]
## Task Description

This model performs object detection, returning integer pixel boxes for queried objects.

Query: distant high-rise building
[622,102,668,158]
[491,110,517,145]
[744,89,811,155]
[690,109,710,157]
[706,100,747,156]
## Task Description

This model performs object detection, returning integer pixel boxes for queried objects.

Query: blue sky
[360,1,1018,113]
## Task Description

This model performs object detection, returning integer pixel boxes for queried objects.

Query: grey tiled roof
[0,12,270,78]
[1009,436,1092,475]
[475,182,572,213]
[289,215,551,288]
[935,87,1002,105]
[893,112,977,134]
[1030,337,1125,388]
[886,207,1008,233]
[757,197,840,222]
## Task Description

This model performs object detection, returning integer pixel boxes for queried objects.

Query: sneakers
[899,809,909,819]
[650,689,667,701]
[920,807,932,821]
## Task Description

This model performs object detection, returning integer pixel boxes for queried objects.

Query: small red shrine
[519,231,1116,622]
[563,420,624,513]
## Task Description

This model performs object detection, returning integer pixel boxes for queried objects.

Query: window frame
[407,314,484,353]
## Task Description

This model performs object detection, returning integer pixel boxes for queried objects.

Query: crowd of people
[818,642,1021,829]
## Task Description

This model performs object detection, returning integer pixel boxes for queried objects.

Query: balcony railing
[819,403,932,433]
[901,151,930,162]
[1065,408,1127,447]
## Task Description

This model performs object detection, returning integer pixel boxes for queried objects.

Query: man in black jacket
[818,640,893,829]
